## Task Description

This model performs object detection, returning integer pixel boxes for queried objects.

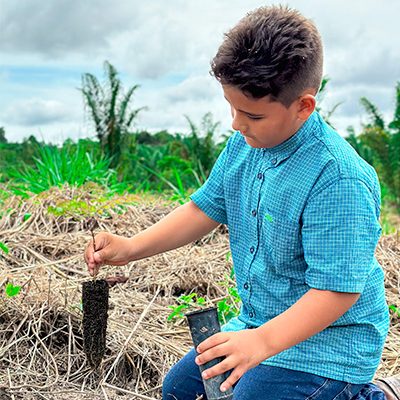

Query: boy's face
[223,85,313,148]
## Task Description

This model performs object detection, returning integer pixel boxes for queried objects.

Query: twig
[91,229,96,252]
[102,383,157,400]
[47,270,52,306]
[88,217,98,279]
[102,288,160,384]
[7,368,16,400]
[101,384,110,400]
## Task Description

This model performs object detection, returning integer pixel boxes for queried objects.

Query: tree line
[0,61,399,210]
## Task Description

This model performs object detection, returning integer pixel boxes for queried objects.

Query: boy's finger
[197,332,228,353]
[202,356,232,380]
[196,342,229,365]
[93,251,103,264]
[220,366,244,392]
[88,262,99,277]
[84,242,94,260]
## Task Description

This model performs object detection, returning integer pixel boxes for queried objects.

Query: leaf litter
[0,185,399,399]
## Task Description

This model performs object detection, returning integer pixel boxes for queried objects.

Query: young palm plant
[316,76,343,128]
[347,82,400,207]
[181,112,225,179]
[80,61,146,168]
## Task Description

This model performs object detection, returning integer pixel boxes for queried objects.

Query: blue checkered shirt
[190,111,389,384]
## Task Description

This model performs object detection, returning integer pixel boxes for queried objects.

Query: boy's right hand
[84,232,134,277]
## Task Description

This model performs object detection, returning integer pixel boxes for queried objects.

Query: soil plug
[186,307,233,400]
[82,279,109,368]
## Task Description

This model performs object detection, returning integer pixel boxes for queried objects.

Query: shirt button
[249,312,254,318]
[244,282,249,290]
[271,158,277,165]
[251,209,257,217]
[250,246,255,254]
[257,172,263,180]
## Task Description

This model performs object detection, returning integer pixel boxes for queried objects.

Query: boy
[85,6,391,399]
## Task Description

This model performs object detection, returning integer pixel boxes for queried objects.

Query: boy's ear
[297,93,316,121]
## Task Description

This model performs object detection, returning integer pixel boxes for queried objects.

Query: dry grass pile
[376,235,400,376]
[0,185,399,399]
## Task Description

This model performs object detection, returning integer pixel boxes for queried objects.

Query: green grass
[6,142,128,197]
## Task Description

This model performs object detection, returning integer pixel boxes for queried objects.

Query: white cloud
[3,99,70,126]
[0,0,399,142]
[0,0,134,59]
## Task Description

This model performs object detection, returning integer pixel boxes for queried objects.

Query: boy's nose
[231,115,247,134]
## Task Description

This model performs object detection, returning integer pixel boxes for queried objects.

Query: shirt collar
[256,111,319,165]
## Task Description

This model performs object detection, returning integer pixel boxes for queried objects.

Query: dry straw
[0,185,399,399]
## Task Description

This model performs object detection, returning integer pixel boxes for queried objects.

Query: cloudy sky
[1,0,399,144]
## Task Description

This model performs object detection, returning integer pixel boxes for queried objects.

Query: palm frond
[360,97,385,130]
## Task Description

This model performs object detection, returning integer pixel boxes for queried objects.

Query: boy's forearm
[257,288,360,358]
[129,201,220,260]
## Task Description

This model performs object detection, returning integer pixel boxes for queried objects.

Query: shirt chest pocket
[262,216,306,281]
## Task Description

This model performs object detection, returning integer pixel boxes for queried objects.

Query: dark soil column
[82,279,109,368]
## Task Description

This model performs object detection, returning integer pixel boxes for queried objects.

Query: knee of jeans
[353,383,387,400]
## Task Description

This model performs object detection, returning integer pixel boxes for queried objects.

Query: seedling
[167,262,241,325]
[86,217,99,259]
[82,216,109,368]
[23,213,31,222]
[167,293,206,321]
[5,283,21,298]
[0,242,9,255]
[216,266,241,325]
[81,215,128,367]
[389,305,400,317]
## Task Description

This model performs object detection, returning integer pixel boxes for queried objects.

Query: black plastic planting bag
[186,307,233,400]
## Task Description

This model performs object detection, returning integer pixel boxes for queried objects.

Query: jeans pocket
[306,379,358,400]
[305,378,331,400]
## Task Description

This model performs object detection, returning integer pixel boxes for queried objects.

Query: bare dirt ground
[0,186,399,399]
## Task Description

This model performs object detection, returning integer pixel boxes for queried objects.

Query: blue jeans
[163,348,386,400]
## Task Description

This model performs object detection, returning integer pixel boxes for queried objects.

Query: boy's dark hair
[211,5,323,107]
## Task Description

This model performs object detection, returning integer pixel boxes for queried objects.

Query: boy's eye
[247,115,264,120]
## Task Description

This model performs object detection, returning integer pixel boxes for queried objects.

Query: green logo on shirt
[265,213,273,222]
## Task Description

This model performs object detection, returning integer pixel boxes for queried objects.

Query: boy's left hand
[195,329,271,392]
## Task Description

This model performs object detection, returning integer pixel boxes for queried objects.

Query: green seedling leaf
[389,305,400,317]
[197,297,206,305]
[177,294,195,305]
[217,298,228,312]
[167,304,188,321]
[167,292,209,322]
[23,213,32,221]
[0,242,9,254]
[228,286,240,301]
[5,283,21,297]
[225,251,232,262]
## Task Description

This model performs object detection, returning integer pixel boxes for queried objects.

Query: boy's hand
[84,232,134,276]
[195,329,271,392]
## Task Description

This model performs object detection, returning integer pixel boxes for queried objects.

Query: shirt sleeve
[189,140,231,225]
[302,178,382,293]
